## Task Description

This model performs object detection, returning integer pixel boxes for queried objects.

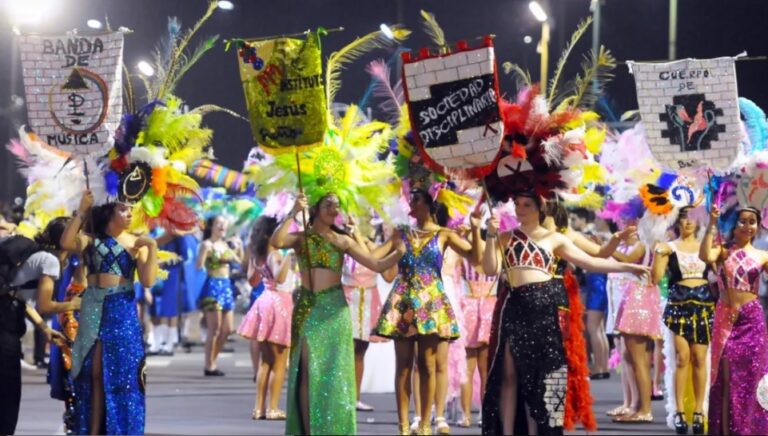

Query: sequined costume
[198,244,236,312]
[71,237,145,435]
[483,230,567,435]
[342,256,382,342]
[708,248,768,434]
[238,251,294,347]
[285,230,356,435]
[662,241,715,345]
[459,259,497,348]
[375,228,460,339]
[613,244,662,339]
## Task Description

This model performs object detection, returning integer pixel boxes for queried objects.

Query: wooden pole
[295,148,314,291]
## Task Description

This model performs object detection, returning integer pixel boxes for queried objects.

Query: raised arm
[60,190,93,253]
[271,194,307,250]
[554,233,648,278]
[273,251,294,285]
[610,240,646,263]
[196,240,211,270]
[481,215,503,275]
[651,242,672,285]
[700,206,722,264]
[445,228,474,260]
[135,235,158,288]
[343,235,405,273]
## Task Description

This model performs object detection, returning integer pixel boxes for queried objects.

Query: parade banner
[402,37,503,178]
[17,32,124,155]
[628,56,742,170]
[237,32,327,151]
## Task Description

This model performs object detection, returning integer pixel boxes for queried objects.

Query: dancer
[457,251,497,428]
[701,205,768,434]
[582,217,615,379]
[237,216,295,420]
[652,206,713,434]
[62,191,158,435]
[274,193,404,435]
[342,217,394,413]
[374,188,477,435]
[197,215,243,376]
[479,191,649,435]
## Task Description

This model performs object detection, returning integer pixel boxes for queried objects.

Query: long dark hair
[88,203,119,238]
[308,194,349,235]
[249,216,278,261]
[35,216,69,250]
[410,188,449,226]
[513,191,545,224]
[544,199,569,230]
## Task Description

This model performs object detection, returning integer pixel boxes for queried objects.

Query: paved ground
[17,339,671,435]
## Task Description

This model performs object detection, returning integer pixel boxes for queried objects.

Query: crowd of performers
[4,5,768,436]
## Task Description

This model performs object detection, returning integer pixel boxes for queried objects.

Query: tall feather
[154,0,218,99]
[365,59,403,123]
[325,26,411,106]
[547,17,592,107]
[739,97,768,153]
[420,10,446,48]
[555,46,616,110]
[502,62,532,90]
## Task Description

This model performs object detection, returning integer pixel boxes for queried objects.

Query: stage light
[528,1,548,23]
[379,23,395,40]
[6,0,56,25]
[217,1,234,10]
[137,61,155,77]
[523,35,533,44]
[87,19,103,29]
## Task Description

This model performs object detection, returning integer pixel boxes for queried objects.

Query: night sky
[0,0,766,201]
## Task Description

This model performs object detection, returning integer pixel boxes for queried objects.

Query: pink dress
[459,259,498,348]
[614,243,662,339]
[237,251,295,347]
[342,256,382,342]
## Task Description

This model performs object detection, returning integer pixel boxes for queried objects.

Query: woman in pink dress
[237,216,296,420]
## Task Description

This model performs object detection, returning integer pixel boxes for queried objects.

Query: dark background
[1,0,766,202]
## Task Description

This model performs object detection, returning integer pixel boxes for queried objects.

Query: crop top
[297,230,344,273]
[718,248,763,294]
[505,229,554,274]
[667,241,709,283]
[205,244,235,270]
[86,237,136,280]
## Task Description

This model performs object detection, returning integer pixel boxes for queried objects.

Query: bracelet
[487,232,499,239]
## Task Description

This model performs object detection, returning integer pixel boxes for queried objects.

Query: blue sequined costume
[71,237,145,435]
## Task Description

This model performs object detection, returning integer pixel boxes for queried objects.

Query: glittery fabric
[506,229,555,274]
[285,286,356,435]
[198,277,234,312]
[483,279,567,435]
[709,298,768,435]
[72,286,146,435]
[584,272,608,312]
[237,290,293,346]
[718,248,762,294]
[374,230,460,339]
[615,279,662,339]
[663,283,715,345]
[297,230,344,272]
[461,275,497,348]
[85,237,136,280]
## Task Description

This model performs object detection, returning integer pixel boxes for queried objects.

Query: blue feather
[655,170,678,190]
[739,97,768,153]
[620,196,645,221]
[105,171,120,196]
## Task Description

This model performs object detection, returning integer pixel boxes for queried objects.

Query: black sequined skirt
[663,283,716,345]
[482,279,566,435]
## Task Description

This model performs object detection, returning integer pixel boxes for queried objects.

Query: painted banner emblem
[17,32,124,155]
[402,37,503,178]
[236,32,327,151]
[628,56,741,170]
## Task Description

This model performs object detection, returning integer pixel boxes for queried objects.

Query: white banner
[17,32,124,155]
[628,56,741,170]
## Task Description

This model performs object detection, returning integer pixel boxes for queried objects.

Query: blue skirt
[72,289,145,435]
[198,277,235,312]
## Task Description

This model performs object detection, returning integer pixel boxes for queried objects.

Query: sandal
[251,409,265,420]
[435,417,450,434]
[613,412,653,423]
[455,415,471,428]
[605,406,631,417]
[398,423,410,435]
[266,409,286,420]
[410,416,421,434]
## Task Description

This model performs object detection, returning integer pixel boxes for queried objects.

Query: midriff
[719,287,758,309]
[87,273,132,288]
[506,267,552,288]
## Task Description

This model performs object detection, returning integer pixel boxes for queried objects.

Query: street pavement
[17,339,671,435]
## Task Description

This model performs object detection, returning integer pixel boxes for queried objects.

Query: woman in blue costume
[61,190,159,435]
[271,193,405,435]
[196,216,243,376]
